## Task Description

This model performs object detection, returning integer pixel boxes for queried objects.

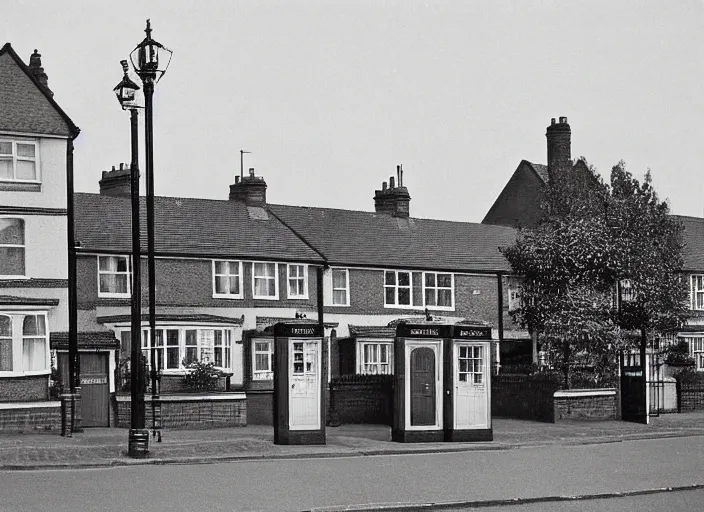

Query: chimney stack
[546,116,571,179]
[229,167,267,206]
[99,164,132,197]
[374,165,411,218]
[28,49,52,97]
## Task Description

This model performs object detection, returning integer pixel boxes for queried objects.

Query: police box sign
[452,325,492,340]
[273,322,322,338]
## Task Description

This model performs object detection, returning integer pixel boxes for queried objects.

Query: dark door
[410,347,436,426]
[59,352,110,427]
[620,351,647,424]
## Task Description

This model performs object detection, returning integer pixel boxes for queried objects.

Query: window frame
[97,255,132,298]
[252,261,279,300]
[287,264,308,299]
[0,139,40,183]
[384,270,413,308]
[251,338,274,381]
[422,271,455,311]
[212,259,243,299]
[691,275,704,311]
[331,268,350,307]
[0,310,50,376]
[0,217,26,278]
[357,340,394,375]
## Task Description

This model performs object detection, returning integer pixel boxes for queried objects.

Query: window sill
[212,294,244,300]
[0,370,50,378]
[383,304,456,312]
[0,181,41,192]
[252,296,280,301]
[0,275,30,280]
[287,295,309,300]
[98,293,131,299]
[328,303,350,307]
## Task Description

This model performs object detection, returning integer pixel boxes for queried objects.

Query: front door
[410,347,436,426]
[455,343,489,429]
[289,340,320,430]
[59,352,110,427]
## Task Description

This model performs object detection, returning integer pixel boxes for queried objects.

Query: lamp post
[114,60,148,457]
[129,19,172,442]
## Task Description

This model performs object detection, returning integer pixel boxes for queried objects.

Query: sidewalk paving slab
[0,412,702,471]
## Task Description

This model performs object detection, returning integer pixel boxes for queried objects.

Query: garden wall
[328,375,393,425]
[491,374,560,422]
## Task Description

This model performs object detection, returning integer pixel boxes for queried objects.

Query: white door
[289,340,321,430]
[454,343,489,429]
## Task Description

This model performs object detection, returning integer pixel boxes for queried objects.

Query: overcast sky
[5,1,704,222]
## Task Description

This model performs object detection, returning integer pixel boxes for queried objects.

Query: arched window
[0,218,25,277]
[22,314,46,372]
[0,315,12,371]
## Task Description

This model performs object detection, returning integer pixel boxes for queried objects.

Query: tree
[502,159,687,388]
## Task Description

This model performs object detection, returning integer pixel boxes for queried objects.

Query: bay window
[287,264,307,299]
[0,312,49,374]
[0,218,25,277]
[253,262,278,299]
[98,255,131,297]
[691,275,704,311]
[139,326,234,371]
[213,260,242,298]
[0,140,38,182]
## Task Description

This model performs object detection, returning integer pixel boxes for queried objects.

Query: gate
[620,351,647,424]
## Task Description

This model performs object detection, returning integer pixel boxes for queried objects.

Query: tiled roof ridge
[1,42,79,137]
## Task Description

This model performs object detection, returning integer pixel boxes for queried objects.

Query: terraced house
[0,43,80,430]
[72,163,522,427]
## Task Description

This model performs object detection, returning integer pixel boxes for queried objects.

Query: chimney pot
[235,176,240,184]
[249,167,255,177]
[382,182,387,190]
[551,118,556,125]
[389,176,395,188]
[559,116,568,124]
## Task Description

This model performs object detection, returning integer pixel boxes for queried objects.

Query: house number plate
[81,376,107,385]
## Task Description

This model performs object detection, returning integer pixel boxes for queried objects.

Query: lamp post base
[128,428,150,458]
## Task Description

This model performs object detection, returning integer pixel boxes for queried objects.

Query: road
[0,436,702,512]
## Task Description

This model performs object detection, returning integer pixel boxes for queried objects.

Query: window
[691,275,704,311]
[139,326,234,372]
[620,279,634,303]
[458,345,484,384]
[252,339,274,380]
[98,255,131,297]
[253,262,278,299]
[0,312,49,374]
[287,264,308,299]
[385,270,411,306]
[359,342,393,375]
[424,272,453,309]
[507,278,521,311]
[0,218,25,277]
[332,268,349,306]
[213,260,242,298]
[684,336,704,372]
[0,140,38,182]
[293,341,317,375]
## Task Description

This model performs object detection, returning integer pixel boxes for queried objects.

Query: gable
[0,46,76,137]
[482,160,545,228]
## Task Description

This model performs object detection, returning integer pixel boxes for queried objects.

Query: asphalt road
[1,436,703,512]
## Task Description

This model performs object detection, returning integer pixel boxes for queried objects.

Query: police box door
[289,340,320,430]
[454,343,489,429]
[410,347,436,426]
[59,352,110,427]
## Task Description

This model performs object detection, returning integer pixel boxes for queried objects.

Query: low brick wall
[158,374,229,394]
[492,374,560,422]
[553,389,617,422]
[329,375,393,425]
[0,402,61,433]
[0,375,49,402]
[678,381,704,412]
[114,393,246,429]
[246,391,274,425]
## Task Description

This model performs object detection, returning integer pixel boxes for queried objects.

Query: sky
[4,1,704,222]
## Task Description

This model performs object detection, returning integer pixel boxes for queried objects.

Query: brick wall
[246,391,274,425]
[0,375,49,402]
[159,374,228,394]
[114,395,246,429]
[77,256,318,310]
[678,381,704,411]
[0,405,61,432]
[491,374,559,422]
[329,376,393,425]
[553,390,617,421]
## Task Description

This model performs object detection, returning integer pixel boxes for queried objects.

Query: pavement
[0,412,703,471]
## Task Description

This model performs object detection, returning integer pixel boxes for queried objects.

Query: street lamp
[114,60,147,457]
[129,19,172,443]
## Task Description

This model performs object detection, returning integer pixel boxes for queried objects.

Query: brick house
[0,43,80,431]
[73,162,522,426]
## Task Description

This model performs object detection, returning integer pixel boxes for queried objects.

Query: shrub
[183,360,221,392]
[118,354,148,393]
[664,340,694,366]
